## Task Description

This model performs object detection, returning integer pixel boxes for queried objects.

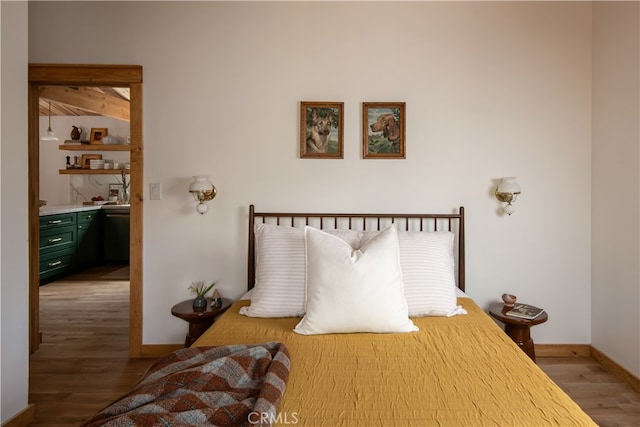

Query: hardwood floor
[538,357,640,427]
[29,265,156,427]
[29,270,639,426]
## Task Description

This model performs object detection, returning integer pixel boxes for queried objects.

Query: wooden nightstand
[488,302,548,362]
[171,297,232,347]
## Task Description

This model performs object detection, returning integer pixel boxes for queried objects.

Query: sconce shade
[189,176,213,193]
[189,175,217,214]
[495,177,521,215]
[503,203,515,216]
[196,203,209,215]
[496,177,521,197]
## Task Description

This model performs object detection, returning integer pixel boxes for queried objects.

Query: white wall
[39,116,130,205]
[592,2,640,377]
[1,1,30,423]
[27,2,593,345]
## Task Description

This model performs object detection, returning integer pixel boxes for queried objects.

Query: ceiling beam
[112,87,131,101]
[39,86,130,121]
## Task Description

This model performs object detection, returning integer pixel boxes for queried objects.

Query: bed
[192,205,596,426]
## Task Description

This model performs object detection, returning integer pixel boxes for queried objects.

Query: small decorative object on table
[501,293,517,307]
[188,280,217,312]
[211,289,222,309]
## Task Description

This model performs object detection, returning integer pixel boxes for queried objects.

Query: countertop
[39,203,130,216]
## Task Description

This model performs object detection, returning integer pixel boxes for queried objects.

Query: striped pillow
[361,231,458,316]
[239,223,361,318]
[399,231,458,316]
[241,224,459,318]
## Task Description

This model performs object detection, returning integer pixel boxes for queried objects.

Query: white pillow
[361,230,459,316]
[239,223,361,318]
[293,225,418,335]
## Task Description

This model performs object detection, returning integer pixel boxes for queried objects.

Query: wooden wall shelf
[58,144,130,152]
[59,169,130,175]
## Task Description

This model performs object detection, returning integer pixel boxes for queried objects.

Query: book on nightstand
[505,304,545,320]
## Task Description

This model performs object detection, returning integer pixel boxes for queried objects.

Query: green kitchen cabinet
[39,212,76,230]
[39,209,103,284]
[104,211,130,263]
[39,213,77,283]
[76,210,102,269]
[39,224,77,255]
[39,248,75,282]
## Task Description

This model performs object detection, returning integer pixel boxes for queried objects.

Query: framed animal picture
[362,102,406,159]
[300,102,344,159]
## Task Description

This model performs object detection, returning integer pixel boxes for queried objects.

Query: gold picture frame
[81,154,102,169]
[300,102,344,159]
[362,102,406,159]
[89,127,108,145]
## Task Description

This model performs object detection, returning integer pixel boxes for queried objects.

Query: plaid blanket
[81,342,290,427]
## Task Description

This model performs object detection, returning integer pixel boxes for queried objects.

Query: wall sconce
[189,176,217,215]
[495,177,521,216]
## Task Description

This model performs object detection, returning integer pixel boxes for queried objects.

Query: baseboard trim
[2,403,35,427]
[536,344,639,393]
[535,344,591,357]
[590,345,640,393]
[138,344,182,358]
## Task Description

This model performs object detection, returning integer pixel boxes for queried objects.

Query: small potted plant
[188,280,217,311]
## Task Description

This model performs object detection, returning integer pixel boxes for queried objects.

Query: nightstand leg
[185,321,214,347]
[504,324,536,362]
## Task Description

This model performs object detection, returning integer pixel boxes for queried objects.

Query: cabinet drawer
[40,225,76,254]
[78,210,100,224]
[39,249,74,281]
[40,213,77,229]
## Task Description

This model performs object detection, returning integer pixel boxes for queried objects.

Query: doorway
[28,64,144,357]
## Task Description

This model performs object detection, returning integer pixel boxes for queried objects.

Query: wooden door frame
[28,64,144,357]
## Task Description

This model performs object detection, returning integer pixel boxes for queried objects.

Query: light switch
[149,183,161,200]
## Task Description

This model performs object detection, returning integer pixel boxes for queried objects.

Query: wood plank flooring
[29,266,156,427]
[29,269,639,426]
[538,357,639,426]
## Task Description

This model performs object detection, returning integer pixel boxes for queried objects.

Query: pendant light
[40,101,59,142]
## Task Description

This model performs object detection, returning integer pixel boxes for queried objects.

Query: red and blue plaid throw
[81,342,290,427]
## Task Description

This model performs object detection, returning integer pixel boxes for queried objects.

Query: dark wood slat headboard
[247,205,465,292]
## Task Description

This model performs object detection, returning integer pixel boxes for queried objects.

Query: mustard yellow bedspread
[194,298,595,426]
